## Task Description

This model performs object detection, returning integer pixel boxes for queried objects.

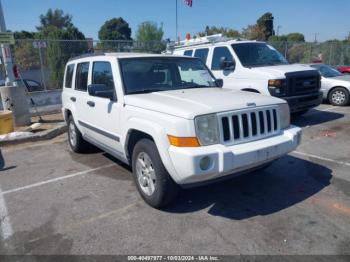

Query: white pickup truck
[172,35,323,115]
[62,53,301,208]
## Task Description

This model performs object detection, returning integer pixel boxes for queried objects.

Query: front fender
[121,117,181,183]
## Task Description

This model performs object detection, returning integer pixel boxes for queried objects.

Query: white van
[172,35,323,115]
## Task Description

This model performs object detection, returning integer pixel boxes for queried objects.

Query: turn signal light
[268,79,283,87]
[168,135,200,147]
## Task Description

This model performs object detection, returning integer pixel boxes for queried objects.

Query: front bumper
[284,92,323,113]
[168,126,301,185]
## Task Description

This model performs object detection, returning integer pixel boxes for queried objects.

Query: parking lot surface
[0,104,349,255]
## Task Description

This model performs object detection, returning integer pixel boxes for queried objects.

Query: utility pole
[0,0,15,86]
[175,0,178,42]
[0,0,30,126]
[314,33,319,43]
[276,25,282,36]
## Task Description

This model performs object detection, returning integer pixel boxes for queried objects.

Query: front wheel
[132,139,179,208]
[67,116,89,153]
[328,87,349,106]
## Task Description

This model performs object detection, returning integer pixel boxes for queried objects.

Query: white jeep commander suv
[62,53,302,208]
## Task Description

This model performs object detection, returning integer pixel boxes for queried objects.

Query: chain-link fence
[5,39,166,91]
[268,41,350,66]
[2,39,350,91]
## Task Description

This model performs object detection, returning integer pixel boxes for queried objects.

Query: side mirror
[88,84,114,100]
[219,57,235,71]
[215,79,224,88]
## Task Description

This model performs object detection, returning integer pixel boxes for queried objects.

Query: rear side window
[194,48,209,63]
[211,47,234,70]
[75,62,89,91]
[65,64,75,88]
[184,50,193,57]
[92,62,115,91]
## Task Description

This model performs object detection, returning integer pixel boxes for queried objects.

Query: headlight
[268,79,287,96]
[278,103,290,129]
[194,114,220,146]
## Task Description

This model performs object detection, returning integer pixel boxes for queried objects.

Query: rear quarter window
[64,64,75,88]
[75,62,89,91]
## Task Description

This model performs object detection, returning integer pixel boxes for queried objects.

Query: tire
[132,139,179,208]
[343,72,350,75]
[67,115,89,153]
[291,109,309,117]
[328,87,350,106]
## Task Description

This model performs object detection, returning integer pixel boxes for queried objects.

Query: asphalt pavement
[0,104,349,255]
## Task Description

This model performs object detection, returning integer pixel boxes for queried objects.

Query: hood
[248,64,317,79]
[124,88,285,119]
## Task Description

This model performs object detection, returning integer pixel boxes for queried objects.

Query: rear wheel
[67,116,89,153]
[132,139,179,208]
[328,87,349,106]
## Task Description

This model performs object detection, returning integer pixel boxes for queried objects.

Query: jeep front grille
[218,106,280,145]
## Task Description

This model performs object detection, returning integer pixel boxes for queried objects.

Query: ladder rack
[175,34,230,48]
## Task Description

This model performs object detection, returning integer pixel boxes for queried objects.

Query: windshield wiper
[127,89,164,95]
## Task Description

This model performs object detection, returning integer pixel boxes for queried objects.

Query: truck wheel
[329,87,349,106]
[67,116,89,153]
[132,139,179,208]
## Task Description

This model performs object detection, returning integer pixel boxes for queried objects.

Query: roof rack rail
[166,34,252,51]
[68,52,105,61]
[173,34,229,48]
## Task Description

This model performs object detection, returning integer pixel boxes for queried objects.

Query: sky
[2,0,350,42]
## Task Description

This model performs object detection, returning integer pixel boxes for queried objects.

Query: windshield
[312,64,342,78]
[231,43,289,67]
[120,57,218,95]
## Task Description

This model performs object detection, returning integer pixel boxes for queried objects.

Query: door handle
[87,101,95,107]
[70,97,76,102]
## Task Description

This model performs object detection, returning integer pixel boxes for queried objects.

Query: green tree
[13,41,40,71]
[97,17,132,51]
[14,30,36,39]
[256,12,274,41]
[135,21,164,53]
[198,26,240,38]
[286,33,305,42]
[98,17,132,41]
[37,9,72,31]
[287,43,309,63]
[320,40,349,65]
[136,21,163,42]
[241,24,265,40]
[268,35,287,42]
[12,31,40,70]
[37,9,87,89]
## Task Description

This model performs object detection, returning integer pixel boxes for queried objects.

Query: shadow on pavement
[292,110,344,127]
[165,155,332,220]
[0,150,16,172]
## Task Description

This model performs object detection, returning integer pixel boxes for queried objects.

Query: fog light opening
[199,156,212,171]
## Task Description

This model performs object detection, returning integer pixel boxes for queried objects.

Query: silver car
[310,64,350,106]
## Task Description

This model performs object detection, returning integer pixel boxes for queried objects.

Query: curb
[0,123,67,146]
